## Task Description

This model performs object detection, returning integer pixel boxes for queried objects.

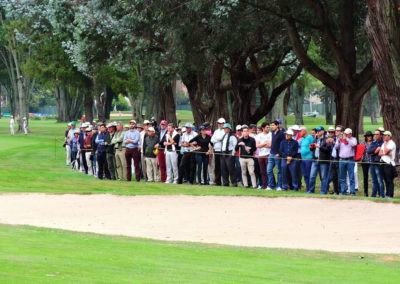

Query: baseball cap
[124,124,130,128]
[217,118,226,124]
[223,123,232,130]
[286,129,294,135]
[136,124,143,129]
[199,126,205,131]
[241,124,249,129]
[276,119,282,124]
[203,122,211,128]
[160,120,167,125]
[291,125,300,131]
[328,127,335,132]
[383,131,392,137]
[315,126,325,131]
[71,121,76,125]
[129,119,136,124]
[143,120,150,124]
[148,127,155,132]
[185,122,193,128]
[86,127,92,132]
[236,125,242,131]
[74,129,80,134]
[344,128,352,134]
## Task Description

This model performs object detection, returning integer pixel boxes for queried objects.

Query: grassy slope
[0,225,399,283]
[0,116,399,200]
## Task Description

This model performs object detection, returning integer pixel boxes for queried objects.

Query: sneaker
[276,187,282,191]
[173,181,178,184]
[165,181,171,184]
[253,186,257,189]
[266,187,273,191]
[350,193,355,196]
[257,185,262,189]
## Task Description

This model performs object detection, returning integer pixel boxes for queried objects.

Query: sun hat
[286,129,294,135]
[344,128,352,134]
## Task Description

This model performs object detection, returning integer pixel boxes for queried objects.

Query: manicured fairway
[0,225,399,283]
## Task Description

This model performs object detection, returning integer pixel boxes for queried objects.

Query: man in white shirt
[210,117,226,186]
[23,117,28,135]
[178,123,197,184]
[256,122,271,189]
[10,115,15,136]
[379,131,397,198]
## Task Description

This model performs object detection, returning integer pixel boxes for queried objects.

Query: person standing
[124,122,141,182]
[64,123,72,166]
[70,129,80,170]
[105,123,117,180]
[10,115,15,136]
[210,118,226,186]
[112,122,127,181]
[178,123,197,184]
[143,127,159,182]
[78,123,89,174]
[157,120,168,182]
[361,131,373,196]
[164,123,180,184]
[236,125,257,188]
[256,122,271,189]
[203,122,215,185]
[235,125,243,185]
[379,131,397,199]
[325,127,340,194]
[367,130,385,197]
[190,126,213,185]
[266,120,285,190]
[335,128,357,196]
[91,126,99,177]
[139,122,149,181]
[95,124,111,180]
[84,127,94,175]
[23,117,28,135]
[291,125,303,189]
[220,123,238,187]
[299,127,314,193]
[279,129,299,191]
[309,127,332,194]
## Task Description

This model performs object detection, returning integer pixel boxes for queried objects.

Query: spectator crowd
[62,117,398,199]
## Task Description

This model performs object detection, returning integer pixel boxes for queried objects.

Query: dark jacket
[104,132,115,154]
[235,136,257,157]
[91,132,98,153]
[143,134,159,158]
[366,139,383,163]
[312,135,332,163]
[279,139,298,158]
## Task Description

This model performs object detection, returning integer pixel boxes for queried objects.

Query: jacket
[312,135,332,163]
[279,139,298,158]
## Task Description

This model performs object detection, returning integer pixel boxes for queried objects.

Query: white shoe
[276,187,282,191]
[165,181,171,184]
[266,187,273,191]
[257,185,262,189]
[173,181,178,184]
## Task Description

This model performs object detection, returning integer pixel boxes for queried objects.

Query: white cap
[68,123,72,126]
[83,122,90,128]
[148,127,155,132]
[86,127,92,132]
[236,125,242,131]
[328,127,335,132]
[286,129,294,135]
[10,115,13,118]
[291,125,300,131]
[143,120,150,124]
[344,128,352,134]
[74,129,80,134]
[217,118,226,124]
[106,123,114,128]
[23,117,26,119]
[182,127,187,133]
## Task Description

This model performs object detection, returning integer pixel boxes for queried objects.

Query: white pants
[79,152,85,173]
[85,152,93,176]
[23,127,28,135]
[10,126,14,136]
[208,154,215,185]
[65,145,71,165]
[166,151,179,183]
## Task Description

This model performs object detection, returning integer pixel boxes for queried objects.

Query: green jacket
[143,134,159,158]
[111,130,126,150]
[104,132,115,154]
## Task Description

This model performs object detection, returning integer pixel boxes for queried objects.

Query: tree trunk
[84,79,94,124]
[335,90,363,139]
[293,82,305,125]
[359,92,368,135]
[55,86,83,122]
[104,86,115,120]
[366,0,400,157]
[368,91,378,125]
[157,81,177,125]
[325,90,334,125]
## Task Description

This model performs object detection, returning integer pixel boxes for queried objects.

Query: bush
[113,95,129,111]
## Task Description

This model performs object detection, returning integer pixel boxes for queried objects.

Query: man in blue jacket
[267,120,285,190]
[367,129,385,197]
[279,129,299,191]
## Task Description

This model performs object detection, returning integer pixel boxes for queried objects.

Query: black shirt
[189,134,212,153]
[235,136,257,157]
[166,133,181,152]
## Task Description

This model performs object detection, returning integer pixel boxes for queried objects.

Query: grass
[0,116,399,200]
[0,224,399,283]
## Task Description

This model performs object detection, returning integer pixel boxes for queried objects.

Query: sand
[0,193,399,254]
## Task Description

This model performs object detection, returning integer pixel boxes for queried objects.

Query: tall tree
[366,0,400,152]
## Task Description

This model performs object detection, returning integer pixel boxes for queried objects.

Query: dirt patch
[0,194,399,254]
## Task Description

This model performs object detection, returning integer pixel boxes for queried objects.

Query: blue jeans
[370,164,384,197]
[195,154,209,184]
[301,160,312,192]
[309,161,328,193]
[339,159,355,195]
[267,154,281,189]
[281,159,298,190]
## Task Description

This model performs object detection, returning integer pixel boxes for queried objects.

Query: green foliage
[113,94,129,111]
[176,90,189,105]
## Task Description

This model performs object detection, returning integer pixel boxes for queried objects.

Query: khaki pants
[115,148,127,181]
[240,157,256,188]
[141,152,148,181]
[146,157,159,182]
[85,152,93,176]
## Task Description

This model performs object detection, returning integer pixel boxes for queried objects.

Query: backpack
[355,143,366,161]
